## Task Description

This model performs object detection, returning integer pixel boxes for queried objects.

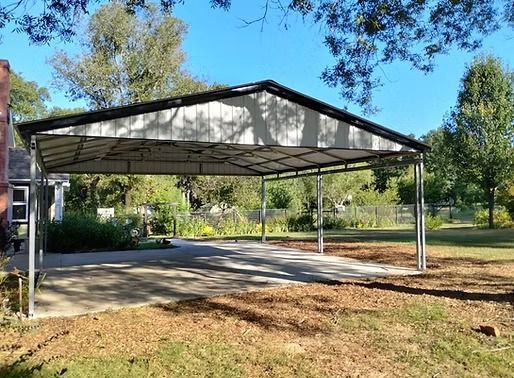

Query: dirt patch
[273,239,514,295]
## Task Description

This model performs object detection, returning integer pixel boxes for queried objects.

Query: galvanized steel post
[414,159,427,271]
[317,170,324,254]
[38,171,44,272]
[419,157,426,271]
[28,136,37,317]
[261,176,266,243]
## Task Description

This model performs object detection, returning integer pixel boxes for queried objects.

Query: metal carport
[16,80,430,317]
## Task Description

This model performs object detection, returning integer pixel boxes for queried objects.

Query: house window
[12,186,29,222]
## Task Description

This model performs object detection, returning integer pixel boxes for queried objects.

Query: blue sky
[2,2,513,138]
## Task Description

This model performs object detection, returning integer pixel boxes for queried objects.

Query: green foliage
[10,71,49,123]
[425,215,444,231]
[422,128,459,204]
[497,180,514,218]
[216,216,256,236]
[50,2,210,109]
[190,177,260,210]
[323,171,369,207]
[66,174,187,215]
[474,208,513,229]
[151,207,175,235]
[266,216,289,233]
[287,213,315,232]
[323,216,349,230]
[445,55,514,228]
[47,213,128,252]
[268,181,300,210]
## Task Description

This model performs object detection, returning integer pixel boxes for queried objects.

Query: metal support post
[28,136,37,317]
[43,177,49,269]
[316,171,324,254]
[38,173,44,271]
[261,177,266,243]
[414,161,427,271]
[419,157,427,271]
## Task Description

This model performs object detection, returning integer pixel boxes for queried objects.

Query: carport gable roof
[16,80,430,176]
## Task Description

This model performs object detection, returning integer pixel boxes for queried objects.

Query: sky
[2,2,514,139]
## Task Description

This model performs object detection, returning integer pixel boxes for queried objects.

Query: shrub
[151,206,175,235]
[425,215,444,230]
[47,213,128,252]
[225,218,258,235]
[267,216,289,233]
[287,213,315,232]
[201,225,216,237]
[474,208,513,228]
[323,216,352,230]
[176,218,209,237]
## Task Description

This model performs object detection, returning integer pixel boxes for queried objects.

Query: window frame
[12,186,29,222]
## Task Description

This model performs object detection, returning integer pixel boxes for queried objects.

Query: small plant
[201,225,215,237]
[426,215,444,230]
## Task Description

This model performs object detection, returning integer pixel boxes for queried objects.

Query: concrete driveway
[8,240,418,318]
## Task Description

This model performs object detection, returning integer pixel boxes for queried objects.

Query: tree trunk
[487,188,495,229]
[125,190,132,211]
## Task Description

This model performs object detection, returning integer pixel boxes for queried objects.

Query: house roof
[9,148,69,182]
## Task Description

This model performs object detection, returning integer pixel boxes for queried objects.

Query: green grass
[2,341,244,378]
[1,340,320,378]
[195,227,514,253]
[333,301,514,377]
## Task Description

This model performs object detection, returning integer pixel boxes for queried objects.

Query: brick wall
[0,60,10,230]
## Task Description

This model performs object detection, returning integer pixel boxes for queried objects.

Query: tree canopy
[3,1,513,112]
[10,71,50,123]
[50,2,210,110]
[444,55,514,228]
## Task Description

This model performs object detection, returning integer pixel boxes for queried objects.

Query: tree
[10,71,50,123]
[50,2,209,109]
[49,2,214,213]
[445,56,514,228]
[323,171,370,208]
[190,176,261,210]
[4,1,513,112]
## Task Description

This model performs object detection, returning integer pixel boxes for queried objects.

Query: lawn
[1,227,513,377]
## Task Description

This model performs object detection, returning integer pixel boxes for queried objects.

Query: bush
[201,225,216,237]
[474,208,513,228]
[267,216,289,233]
[176,218,209,237]
[426,215,444,230]
[287,213,315,232]
[47,213,128,252]
[151,206,175,235]
[324,216,352,230]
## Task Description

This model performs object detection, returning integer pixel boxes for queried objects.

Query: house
[8,147,68,228]
[0,60,68,249]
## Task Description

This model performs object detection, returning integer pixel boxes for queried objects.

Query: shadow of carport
[27,240,418,318]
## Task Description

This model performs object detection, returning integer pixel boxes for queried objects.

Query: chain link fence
[175,204,477,227]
